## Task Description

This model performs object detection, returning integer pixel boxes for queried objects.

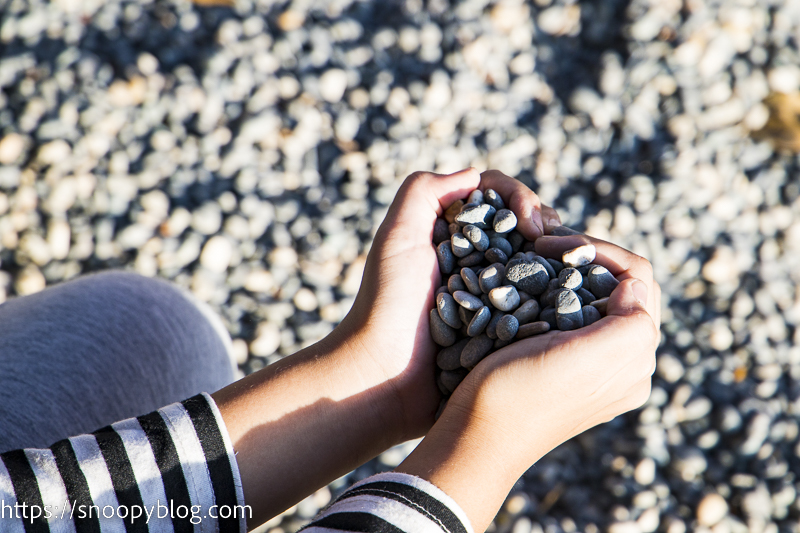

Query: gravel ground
[1,0,799,532]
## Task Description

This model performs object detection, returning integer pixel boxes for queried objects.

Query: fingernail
[546,217,561,228]
[632,280,648,307]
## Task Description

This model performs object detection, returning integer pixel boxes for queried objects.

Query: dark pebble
[440,368,469,393]
[455,204,496,229]
[437,338,470,370]
[435,285,450,296]
[458,250,484,267]
[458,306,475,327]
[556,290,584,331]
[539,307,557,329]
[496,314,520,341]
[433,218,450,244]
[518,290,532,304]
[435,398,447,419]
[436,373,450,396]
[467,306,492,336]
[546,258,564,274]
[489,236,513,257]
[590,297,609,315]
[493,338,510,350]
[448,274,467,293]
[551,226,583,236]
[507,231,524,252]
[485,247,509,264]
[430,308,457,346]
[513,299,540,324]
[582,305,602,326]
[532,255,556,278]
[461,334,494,368]
[486,310,504,339]
[576,288,596,305]
[479,263,505,293]
[448,222,461,235]
[461,267,482,295]
[436,292,462,328]
[522,241,537,253]
[516,321,551,339]
[586,264,620,298]
[436,241,455,274]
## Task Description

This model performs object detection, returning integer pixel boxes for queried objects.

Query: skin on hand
[397,175,662,533]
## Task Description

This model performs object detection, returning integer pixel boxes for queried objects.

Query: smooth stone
[430,308,457,346]
[451,233,474,257]
[467,189,484,204]
[485,247,509,264]
[513,300,540,324]
[480,293,492,308]
[436,292,462,328]
[539,307,557,329]
[496,314,520,341]
[453,290,483,310]
[493,209,517,233]
[590,297,609,315]
[458,251,484,267]
[484,188,505,210]
[516,321,551,339]
[448,274,467,293]
[444,200,464,223]
[433,218,450,244]
[435,398,447,419]
[582,305,602,326]
[489,285,521,312]
[486,310,504,339]
[436,338,470,370]
[532,255,556,278]
[435,285,450,296]
[467,306,492,336]
[440,368,469,393]
[518,290,532,304]
[551,226,583,236]
[489,236,513,257]
[436,241,455,274]
[455,204,496,229]
[479,263,505,293]
[547,258,564,274]
[577,264,592,276]
[556,290,584,331]
[576,287,596,304]
[436,374,450,396]
[587,264,620,298]
[461,267,482,295]
[506,260,550,295]
[461,334,494,368]
[522,241,537,253]
[463,225,490,251]
[458,306,475,326]
[507,231,524,252]
[494,338,510,349]
[448,222,461,235]
[543,284,566,308]
[559,267,583,290]
[697,493,728,527]
[562,244,596,268]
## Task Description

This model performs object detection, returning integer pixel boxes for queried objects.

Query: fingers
[382,168,481,245]
[478,170,543,240]
[533,234,657,322]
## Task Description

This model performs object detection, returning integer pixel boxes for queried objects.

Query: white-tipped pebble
[489,285,520,311]
[562,244,596,268]
[453,290,484,310]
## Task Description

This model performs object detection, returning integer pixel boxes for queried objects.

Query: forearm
[395,402,532,533]
[212,325,407,528]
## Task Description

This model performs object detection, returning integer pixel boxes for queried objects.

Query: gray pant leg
[0,271,236,452]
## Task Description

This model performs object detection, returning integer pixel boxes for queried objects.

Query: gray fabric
[0,271,236,452]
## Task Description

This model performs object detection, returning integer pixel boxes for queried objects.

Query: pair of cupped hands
[217,168,661,531]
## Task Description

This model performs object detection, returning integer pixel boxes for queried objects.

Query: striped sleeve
[300,472,474,533]
[0,393,246,533]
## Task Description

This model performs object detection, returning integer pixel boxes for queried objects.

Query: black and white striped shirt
[0,393,472,533]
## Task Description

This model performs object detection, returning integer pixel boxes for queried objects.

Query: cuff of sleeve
[302,471,474,533]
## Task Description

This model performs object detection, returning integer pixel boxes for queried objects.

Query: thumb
[605,278,649,317]
[384,168,481,238]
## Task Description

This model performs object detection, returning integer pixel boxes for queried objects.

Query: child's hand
[337,168,560,440]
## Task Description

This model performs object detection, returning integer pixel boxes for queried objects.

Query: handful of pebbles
[431,189,621,402]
